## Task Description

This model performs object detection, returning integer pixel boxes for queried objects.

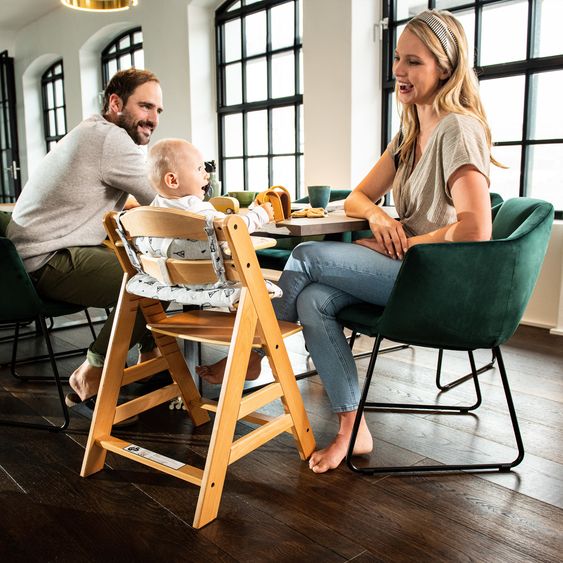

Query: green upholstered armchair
[0,235,79,430]
[337,197,554,474]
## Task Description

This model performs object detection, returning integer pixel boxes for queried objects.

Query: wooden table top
[256,209,369,237]
[0,203,15,213]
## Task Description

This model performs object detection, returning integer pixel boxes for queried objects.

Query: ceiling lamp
[61,0,139,12]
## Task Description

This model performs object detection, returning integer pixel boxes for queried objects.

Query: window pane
[529,71,563,140]
[245,57,267,103]
[299,107,304,153]
[133,31,143,45]
[108,59,118,79]
[119,35,130,50]
[271,2,294,50]
[133,50,144,69]
[56,108,66,136]
[272,156,296,197]
[46,84,54,108]
[395,0,426,20]
[119,55,131,70]
[456,10,475,69]
[489,145,521,202]
[225,63,242,105]
[272,52,294,98]
[298,50,303,94]
[272,106,295,154]
[480,1,528,66]
[535,0,563,57]
[527,144,563,209]
[54,79,64,106]
[247,110,268,155]
[480,76,525,142]
[224,18,241,63]
[223,113,243,157]
[245,11,266,57]
[228,1,241,11]
[436,0,469,9]
[247,157,269,192]
[108,45,116,54]
[224,158,244,191]
[48,110,56,136]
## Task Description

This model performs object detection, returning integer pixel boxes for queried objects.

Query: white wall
[12,0,220,182]
[6,0,562,332]
[303,0,380,189]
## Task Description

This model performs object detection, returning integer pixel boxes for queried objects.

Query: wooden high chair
[80,207,315,529]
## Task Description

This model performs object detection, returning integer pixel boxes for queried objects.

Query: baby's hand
[259,202,275,222]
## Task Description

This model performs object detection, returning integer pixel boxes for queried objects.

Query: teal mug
[307,185,331,209]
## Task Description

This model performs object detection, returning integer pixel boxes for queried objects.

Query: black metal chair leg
[346,342,523,474]
[0,316,70,431]
[83,308,98,340]
[436,349,496,391]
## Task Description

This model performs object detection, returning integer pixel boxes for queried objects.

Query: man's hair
[101,68,159,114]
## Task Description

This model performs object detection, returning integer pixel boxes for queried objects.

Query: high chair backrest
[105,207,240,286]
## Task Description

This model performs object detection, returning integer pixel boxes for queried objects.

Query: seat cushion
[127,273,282,308]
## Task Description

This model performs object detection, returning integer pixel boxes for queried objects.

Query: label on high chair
[123,444,185,470]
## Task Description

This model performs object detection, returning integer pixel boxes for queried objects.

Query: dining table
[0,203,15,213]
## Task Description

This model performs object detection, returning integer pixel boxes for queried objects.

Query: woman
[274,9,501,473]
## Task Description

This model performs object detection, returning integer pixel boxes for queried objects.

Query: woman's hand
[365,211,408,259]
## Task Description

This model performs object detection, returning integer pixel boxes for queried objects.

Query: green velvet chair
[0,235,79,430]
[337,197,554,474]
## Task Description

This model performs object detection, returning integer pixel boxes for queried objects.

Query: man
[7,68,164,406]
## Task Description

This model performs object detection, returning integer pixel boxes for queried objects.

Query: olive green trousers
[30,245,154,367]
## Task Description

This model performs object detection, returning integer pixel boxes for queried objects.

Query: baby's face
[176,145,210,199]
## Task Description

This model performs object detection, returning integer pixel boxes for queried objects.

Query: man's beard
[116,110,154,145]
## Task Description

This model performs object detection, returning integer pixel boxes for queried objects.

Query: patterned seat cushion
[126,273,282,308]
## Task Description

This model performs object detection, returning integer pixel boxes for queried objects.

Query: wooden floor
[0,313,562,562]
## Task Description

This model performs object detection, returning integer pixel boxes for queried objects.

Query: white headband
[413,11,458,66]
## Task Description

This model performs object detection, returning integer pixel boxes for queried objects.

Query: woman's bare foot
[308,411,373,474]
[196,349,263,385]
[68,360,103,403]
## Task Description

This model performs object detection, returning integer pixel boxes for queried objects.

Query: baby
[145,138,274,384]
[147,138,274,229]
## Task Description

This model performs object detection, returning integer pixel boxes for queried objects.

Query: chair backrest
[379,198,554,350]
[106,207,241,287]
[0,237,44,322]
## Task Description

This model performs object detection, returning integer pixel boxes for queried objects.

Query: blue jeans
[273,241,402,413]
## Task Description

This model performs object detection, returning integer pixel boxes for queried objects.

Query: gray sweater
[8,115,155,272]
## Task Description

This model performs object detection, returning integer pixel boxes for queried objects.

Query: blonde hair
[147,138,186,192]
[396,9,503,168]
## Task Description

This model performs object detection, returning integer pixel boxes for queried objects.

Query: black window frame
[216,0,304,197]
[101,26,144,89]
[382,0,563,219]
[41,60,67,153]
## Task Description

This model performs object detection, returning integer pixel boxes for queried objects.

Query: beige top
[387,113,490,237]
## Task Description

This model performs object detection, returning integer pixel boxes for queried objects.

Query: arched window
[382,0,563,218]
[41,60,67,153]
[101,27,144,88]
[216,0,303,198]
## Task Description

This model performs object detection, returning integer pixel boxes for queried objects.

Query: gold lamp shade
[61,0,139,12]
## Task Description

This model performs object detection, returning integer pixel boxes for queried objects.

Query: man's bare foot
[196,349,263,385]
[68,360,103,403]
[308,411,373,474]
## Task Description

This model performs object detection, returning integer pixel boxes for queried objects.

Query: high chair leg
[193,291,257,528]
[139,300,209,427]
[81,280,139,477]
